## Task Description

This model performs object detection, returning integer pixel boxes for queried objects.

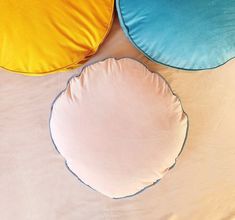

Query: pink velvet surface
[49,58,188,198]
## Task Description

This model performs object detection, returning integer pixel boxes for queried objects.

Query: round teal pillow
[117,0,235,70]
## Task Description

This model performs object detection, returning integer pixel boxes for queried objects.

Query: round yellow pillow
[0,0,114,75]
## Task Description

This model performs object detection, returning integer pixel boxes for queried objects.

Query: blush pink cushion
[49,58,188,198]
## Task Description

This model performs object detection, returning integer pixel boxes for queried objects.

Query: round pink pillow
[49,58,188,198]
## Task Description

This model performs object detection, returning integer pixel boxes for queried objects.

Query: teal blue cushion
[117,0,235,70]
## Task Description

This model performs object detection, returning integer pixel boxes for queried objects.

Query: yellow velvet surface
[0,0,114,75]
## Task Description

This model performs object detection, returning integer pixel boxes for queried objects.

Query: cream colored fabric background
[1,16,235,220]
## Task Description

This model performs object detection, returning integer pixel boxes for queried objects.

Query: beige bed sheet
[0,16,235,220]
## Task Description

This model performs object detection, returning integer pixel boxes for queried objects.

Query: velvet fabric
[0,0,114,75]
[49,58,188,198]
[117,0,235,70]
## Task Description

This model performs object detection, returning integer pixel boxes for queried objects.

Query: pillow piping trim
[0,0,114,76]
[49,57,189,199]
[116,0,235,71]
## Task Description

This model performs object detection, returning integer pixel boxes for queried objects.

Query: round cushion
[117,0,235,70]
[49,58,188,198]
[0,0,114,75]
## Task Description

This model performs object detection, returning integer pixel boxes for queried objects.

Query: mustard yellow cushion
[0,0,114,75]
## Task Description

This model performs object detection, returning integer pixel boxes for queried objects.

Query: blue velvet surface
[117,0,235,70]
